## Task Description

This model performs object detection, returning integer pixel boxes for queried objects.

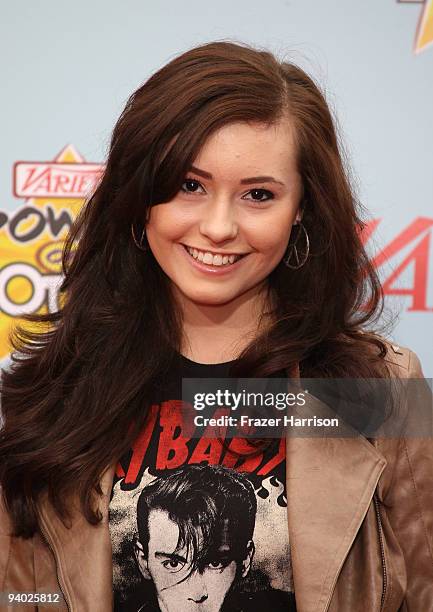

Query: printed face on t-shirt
[111,367,295,611]
[135,508,252,612]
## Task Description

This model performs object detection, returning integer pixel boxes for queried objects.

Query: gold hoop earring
[283,222,309,269]
[131,222,149,251]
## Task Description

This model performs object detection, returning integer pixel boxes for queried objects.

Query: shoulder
[359,331,424,378]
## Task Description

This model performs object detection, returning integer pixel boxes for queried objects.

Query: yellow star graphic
[415,0,433,53]
[0,145,90,361]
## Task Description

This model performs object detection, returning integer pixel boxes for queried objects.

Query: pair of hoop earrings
[130,221,310,270]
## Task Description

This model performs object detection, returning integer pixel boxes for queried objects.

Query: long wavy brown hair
[0,40,393,537]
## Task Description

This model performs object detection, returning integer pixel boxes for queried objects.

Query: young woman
[0,40,432,612]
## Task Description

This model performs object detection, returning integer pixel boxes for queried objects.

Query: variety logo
[14,161,103,199]
[398,0,433,53]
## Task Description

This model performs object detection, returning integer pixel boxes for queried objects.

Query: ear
[134,537,151,579]
[240,540,255,578]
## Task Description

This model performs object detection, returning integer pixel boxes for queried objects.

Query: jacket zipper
[38,520,72,612]
[373,493,388,611]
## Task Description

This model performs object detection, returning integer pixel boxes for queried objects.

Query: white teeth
[203,252,214,265]
[186,246,242,266]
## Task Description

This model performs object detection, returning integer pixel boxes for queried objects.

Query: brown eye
[244,188,274,202]
[181,178,204,194]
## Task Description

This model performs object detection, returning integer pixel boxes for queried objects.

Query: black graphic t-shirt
[109,354,296,612]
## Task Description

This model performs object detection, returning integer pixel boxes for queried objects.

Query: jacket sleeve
[382,349,433,609]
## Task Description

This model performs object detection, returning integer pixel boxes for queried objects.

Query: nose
[186,571,209,604]
[199,197,238,245]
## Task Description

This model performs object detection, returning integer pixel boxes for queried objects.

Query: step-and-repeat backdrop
[1,0,432,374]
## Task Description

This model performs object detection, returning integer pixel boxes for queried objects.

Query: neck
[174,282,274,364]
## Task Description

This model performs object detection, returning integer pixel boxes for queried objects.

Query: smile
[183,245,246,267]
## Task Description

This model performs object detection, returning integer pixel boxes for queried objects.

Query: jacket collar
[38,399,387,612]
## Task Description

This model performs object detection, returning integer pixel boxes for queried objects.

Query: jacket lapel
[286,391,387,612]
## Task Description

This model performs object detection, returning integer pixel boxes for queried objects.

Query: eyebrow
[155,552,187,562]
[189,165,286,187]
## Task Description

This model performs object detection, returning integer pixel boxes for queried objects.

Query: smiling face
[135,508,253,612]
[145,119,303,309]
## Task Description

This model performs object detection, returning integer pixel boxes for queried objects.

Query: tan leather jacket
[1,341,433,612]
